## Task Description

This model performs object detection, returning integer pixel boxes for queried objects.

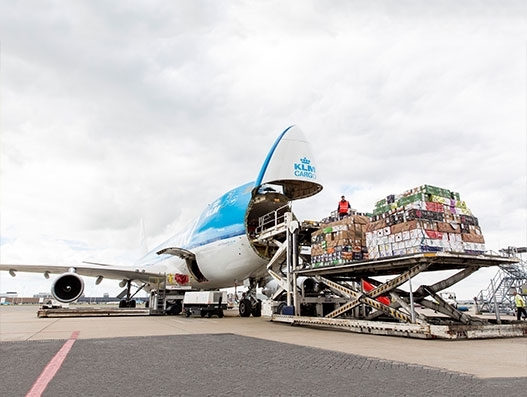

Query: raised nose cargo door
[253,125,323,200]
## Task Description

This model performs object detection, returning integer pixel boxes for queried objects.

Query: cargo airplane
[0,126,322,317]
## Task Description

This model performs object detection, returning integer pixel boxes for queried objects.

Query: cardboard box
[437,222,460,233]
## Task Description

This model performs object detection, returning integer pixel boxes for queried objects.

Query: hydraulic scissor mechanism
[314,269,428,324]
[288,253,511,329]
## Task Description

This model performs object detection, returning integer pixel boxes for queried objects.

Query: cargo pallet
[258,211,526,339]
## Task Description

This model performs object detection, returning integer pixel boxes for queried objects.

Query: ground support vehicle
[183,291,227,318]
[147,284,190,315]
[41,299,64,309]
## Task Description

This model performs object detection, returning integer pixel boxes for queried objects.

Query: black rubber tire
[239,299,252,317]
[252,300,262,317]
[166,301,182,315]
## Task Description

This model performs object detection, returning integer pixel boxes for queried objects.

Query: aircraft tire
[252,300,262,317]
[218,310,224,318]
[239,299,252,317]
[119,299,136,308]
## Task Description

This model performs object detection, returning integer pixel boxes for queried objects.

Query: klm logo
[294,157,316,179]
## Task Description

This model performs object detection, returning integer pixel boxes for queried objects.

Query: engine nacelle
[261,276,321,298]
[297,276,321,295]
[51,273,84,303]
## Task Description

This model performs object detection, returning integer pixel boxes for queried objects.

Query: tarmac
[1,304,526,396]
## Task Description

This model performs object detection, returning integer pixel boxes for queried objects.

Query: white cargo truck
[183,291,227,318]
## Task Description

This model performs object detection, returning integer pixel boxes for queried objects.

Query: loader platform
[258,208,526,339]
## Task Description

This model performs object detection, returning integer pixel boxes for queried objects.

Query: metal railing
[255,204,291,235]
[475,249,527,315]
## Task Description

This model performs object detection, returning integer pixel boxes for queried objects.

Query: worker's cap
[341,195,345,199]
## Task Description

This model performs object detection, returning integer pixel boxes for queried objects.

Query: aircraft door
[186,257,208,283]
[254,126,323,201]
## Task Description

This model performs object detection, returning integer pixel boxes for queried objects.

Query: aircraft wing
[0,262,165,283]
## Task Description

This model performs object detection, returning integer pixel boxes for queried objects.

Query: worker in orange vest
[337,196,351,219]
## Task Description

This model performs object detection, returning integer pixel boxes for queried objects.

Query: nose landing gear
[238,278,262,317]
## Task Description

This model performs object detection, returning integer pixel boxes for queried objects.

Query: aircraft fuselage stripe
[254,125,294,187]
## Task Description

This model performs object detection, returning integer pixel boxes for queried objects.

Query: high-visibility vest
[515,294,525,308]
[338,200,349,214]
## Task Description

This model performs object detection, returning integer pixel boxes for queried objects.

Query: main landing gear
[119,299,136,308]
[117,279,145,308]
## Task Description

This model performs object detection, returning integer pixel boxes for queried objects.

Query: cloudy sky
[1,1,526,300]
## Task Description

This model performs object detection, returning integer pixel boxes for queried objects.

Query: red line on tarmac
[25,331,80,397]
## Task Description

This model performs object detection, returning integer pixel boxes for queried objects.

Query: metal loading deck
[272,314,527,339]
[262,213,526,339]
[37,307,150,318]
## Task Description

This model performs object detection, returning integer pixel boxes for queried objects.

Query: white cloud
[1,1,526,300]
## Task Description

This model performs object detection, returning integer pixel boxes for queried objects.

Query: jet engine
[261,276,321,298]
[51,273,84,303]
[297,276,321,296]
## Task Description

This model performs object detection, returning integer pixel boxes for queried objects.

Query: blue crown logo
[294,157,316,179]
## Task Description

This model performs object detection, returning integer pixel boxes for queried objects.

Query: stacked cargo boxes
[311,215,370,267]
[366,185,485,259]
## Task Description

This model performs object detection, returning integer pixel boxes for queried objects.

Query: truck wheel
[166,302,182,315]
[173,301,183,315]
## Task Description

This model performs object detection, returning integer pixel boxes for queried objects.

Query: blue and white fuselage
[135,125,322,290]
[137,182,264,289]
[0,125,322,309]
